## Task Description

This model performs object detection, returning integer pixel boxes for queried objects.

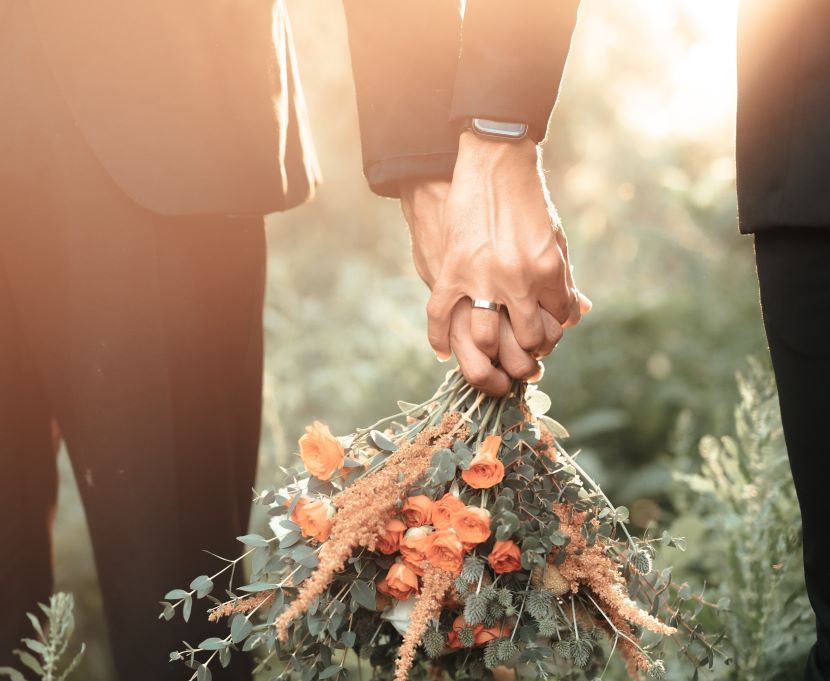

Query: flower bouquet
[162,370,725,681]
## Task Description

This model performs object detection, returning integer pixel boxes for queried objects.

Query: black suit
[0,1,464,680]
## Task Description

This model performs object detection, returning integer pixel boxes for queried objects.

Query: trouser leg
[755,228,830,681]
[0,267,57,668]
[1,199,266,681]
[1,2,266,676]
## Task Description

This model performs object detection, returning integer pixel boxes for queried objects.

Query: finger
[538,228,577,323]
[497,310,542,381]
[537,260,573,324]
[426,284,460,361]
[554,228,590,328]
[535,309,564,358]
[469,300,502,359]
[505,299,547,353]
[527,361,545,384]
[562,287,583,329]
[450,301,511,396]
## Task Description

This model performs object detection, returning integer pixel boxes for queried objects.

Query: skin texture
[400,132,590,395]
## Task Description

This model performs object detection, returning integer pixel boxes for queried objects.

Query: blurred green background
[44,1,807,679]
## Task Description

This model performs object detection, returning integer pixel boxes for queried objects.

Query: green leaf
[25,613,44,639]
[340,630,356,648]
[0,667,26,681]
[17,651,43,676]
[197,663,212,681]
[398,401,427,418]
[23,640,46,656]
[199,637,229,651]
[292,545,319,568]
[251,547,269,576]
[190,575,214,599]
[237,534,269,548]
[369,430,397,452]
[165,588,189,600]
[238,582,280,593]
[219,647,231,669]
[160,602,175,621]
[539,415,569,439]
[231,614,253,643]
[494,511,520,540]
[352,580,376,611]
[319,665,343,679]
[182,596,193,622]
[550,531,569,547]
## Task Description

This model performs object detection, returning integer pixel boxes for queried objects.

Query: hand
[400,179,556,395]
[419,131,589,363]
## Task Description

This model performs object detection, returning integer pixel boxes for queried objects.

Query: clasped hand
[400,131,591,395]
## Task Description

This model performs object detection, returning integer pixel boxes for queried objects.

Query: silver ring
[471,299,502,312]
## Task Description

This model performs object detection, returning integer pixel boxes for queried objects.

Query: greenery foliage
[663,358,813,680]
[0,594,85,681]
[164,374,724,681]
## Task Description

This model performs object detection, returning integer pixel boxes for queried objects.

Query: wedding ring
[471,299,502,312]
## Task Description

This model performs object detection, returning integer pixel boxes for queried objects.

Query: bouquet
[162,370,725,681]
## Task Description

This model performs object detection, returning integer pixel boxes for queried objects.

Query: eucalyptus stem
[553,441,639,552]
[354,378,462,438]
[582,591,655,664]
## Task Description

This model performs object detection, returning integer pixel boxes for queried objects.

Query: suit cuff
[449,0,580,143]
[364,152,457,199]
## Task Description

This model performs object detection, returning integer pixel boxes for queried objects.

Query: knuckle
[537,253,562,278]
[504,355,537,380]
[426,296,445,320]
[464,365,491,388]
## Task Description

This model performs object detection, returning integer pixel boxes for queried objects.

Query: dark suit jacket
[27,0,477,217]
[347,0,830,234]
[31,0,320,216]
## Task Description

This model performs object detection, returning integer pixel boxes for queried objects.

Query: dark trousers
[1,3,261,679]
[756,229,830,681]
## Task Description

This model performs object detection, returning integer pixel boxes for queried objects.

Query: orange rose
[450,506,492,545]
[461,435,504,489]
[447,615,467,648]
[475,622,510,645]
[425,529,464,574]
[377,562,420,600]
[432,493,465,530]
[448,615,509,647]
[488,540,522,574]
[291,497,334,542]
[299,421,345,480]
[376,518,407,555]
[401,495,433,527]
[400,526,432,575]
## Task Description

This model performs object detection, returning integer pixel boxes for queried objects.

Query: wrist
[456,130,538,171]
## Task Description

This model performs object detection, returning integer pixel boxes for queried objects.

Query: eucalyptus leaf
[231,614,253,643]
[352,580,377,611]
[237,533,269,548]
[199,637,229,651]
[369,430,397,452]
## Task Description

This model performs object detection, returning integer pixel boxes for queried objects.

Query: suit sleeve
[342,0,462,198]
[449,0,581,143]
